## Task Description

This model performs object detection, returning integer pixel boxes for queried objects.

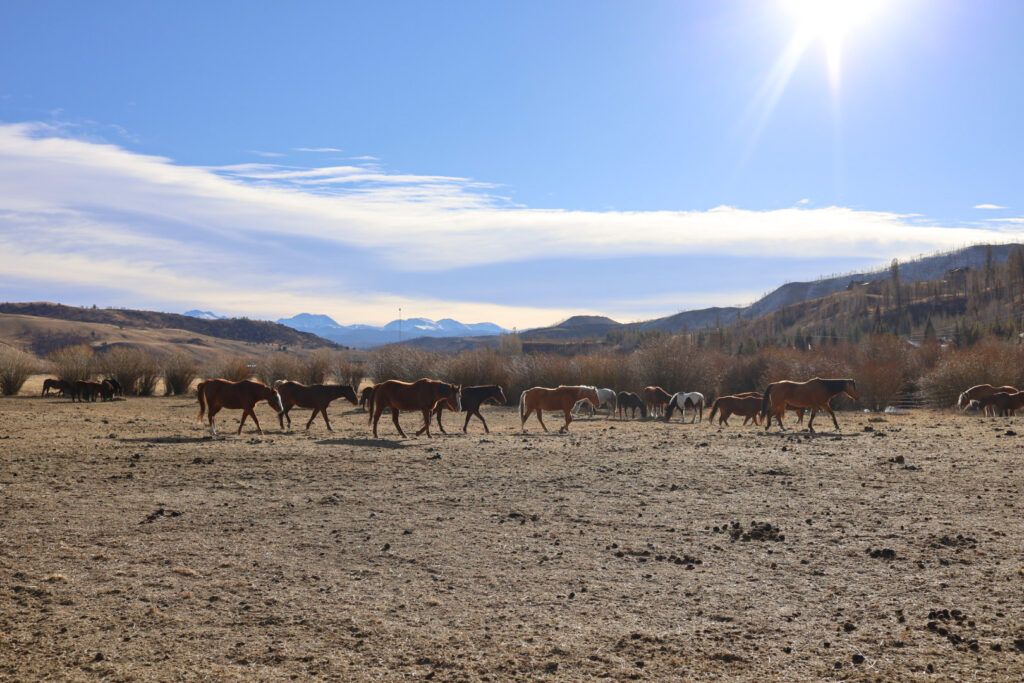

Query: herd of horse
[186,375,865,438]
[957,383,1024,417]
[42,377,123,402]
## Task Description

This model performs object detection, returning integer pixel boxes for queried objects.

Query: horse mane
[820,378,850,394]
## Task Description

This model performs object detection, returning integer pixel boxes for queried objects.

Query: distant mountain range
[273,313,508,349]
[183,309,226,320]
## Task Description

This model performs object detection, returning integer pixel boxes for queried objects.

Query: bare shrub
[630,336,722,395]
[255,353,302,386]
[162,353,199,396]
[852,335,911,411]
[295,349,332,385]
[443,348,510,388]
[919,339,1024,408]
[0,346,38,396]
[50,344,97,383]
[367,346,442,383]
[570,353,629,391]
[102,347,161,396]
[717,353,771,396]
[206,356,253,382]
[328,352,365,389]
[506,353,574,402]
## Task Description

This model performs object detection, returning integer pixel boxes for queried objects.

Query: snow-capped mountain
[277,313,508,349]
[184,309,226,320]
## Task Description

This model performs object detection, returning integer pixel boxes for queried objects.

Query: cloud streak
[0,122,1021,328]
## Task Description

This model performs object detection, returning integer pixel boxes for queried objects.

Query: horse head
[267,387,284,413]
[493,386,507,405]
[843,379,860,400]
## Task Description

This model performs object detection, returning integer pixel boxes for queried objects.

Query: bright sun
[783,0,885,84]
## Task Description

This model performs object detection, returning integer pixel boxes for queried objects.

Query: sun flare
[783,0,885,85]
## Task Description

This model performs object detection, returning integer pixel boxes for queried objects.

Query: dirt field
[2,382,1023,681]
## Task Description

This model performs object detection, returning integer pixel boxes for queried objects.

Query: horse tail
[196,381,207,422]
[519,389,527,419]
[709,398,719,423]
[760,385,773,419]
[366,387,376,424]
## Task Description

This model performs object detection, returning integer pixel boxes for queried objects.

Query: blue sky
[1,1,1022,328]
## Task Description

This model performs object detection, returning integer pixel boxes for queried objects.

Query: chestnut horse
[665,391,705,423]
[643,386,672,418]
[42,378,73,397]
[958,384,1018,416]
[519,385,600,433]
[616,391,647,419]
[710,391,804,426]
[431,384,507,434]
[761,378,859,432]
[196,379,283,436]
[708,394,763,426]
[274,381,358,431]
[369,378,461,438]
[972,391,1024,417]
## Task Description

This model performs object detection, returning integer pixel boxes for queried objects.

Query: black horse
[431,384,507,434]
[616,391,647,419]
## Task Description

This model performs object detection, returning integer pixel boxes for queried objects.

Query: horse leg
[305,408,319,430]
[463,410,473,433]
[320,408,333,431]
[560,408,573,433]
[535,409,549,433]
[806,409,817,432]
[237,409,248,434]
[279,408,288,430]
[209,405,221,436]
[416,409,431,437]
[473,410,489,434]
[825,404,840,431]
[391,409,407,438]
[372,405,384,438]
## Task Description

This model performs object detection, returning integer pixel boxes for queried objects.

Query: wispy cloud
[974,203,1008,210]
[796,198,810,205]
[293,147,343,153]
[249,150,286,158]
[0,122,1021,328]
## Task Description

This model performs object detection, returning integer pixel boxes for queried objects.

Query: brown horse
[431,384,507,434]
[42,378,73,397]
[274,381,358,431]
[196,379,283,436]
[958,384,1018,416]
[711,391,804,426]
[616,391,647,418]
[708,394,763,426]
[761,378,859,432]
[643,386,672,418]
[369,378,461,438]
[73,380,111,402]
[973,391,1024,417]
[519,385,600,433]
[359,386,375,410]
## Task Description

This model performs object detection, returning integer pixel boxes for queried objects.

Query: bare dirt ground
[2,383,1024,681]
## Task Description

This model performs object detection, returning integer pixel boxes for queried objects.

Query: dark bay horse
[42,378,73,397]
[643,386,672,418]
[616,391,647,418]
[761,378,859,432]
[73,380,112,402]
[274,381,358,431]
[958,384,1018,416]
[431,384,507,434]
[519,385,599,433]
[197,379,283,436]
[369,378,461,438]
[708,394,763,426]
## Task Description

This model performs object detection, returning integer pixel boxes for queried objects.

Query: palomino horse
[643,386,672,418]
[761,377,859,432]
[972,391,1024,417]
[369,378,461,438]
[958,384,1018,416]
[431,384,507,434]
[708,394,763,426]
[274,381,358,431]
[196,379,283,436]
[616,391,647,418]
[519,385,600,433]
[664,391,705,423]
[42,378,73,397]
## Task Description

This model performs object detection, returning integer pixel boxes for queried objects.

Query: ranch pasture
[2,383,1024,680]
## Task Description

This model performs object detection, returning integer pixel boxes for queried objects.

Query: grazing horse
[708,394,763,426]
[103,378,123,397]
[73,380,110,402]
[520,385,599,433]
[958,384,1018,416]
[572,387,616,418]
[761,377,859,432]
[274,381,358,431]
[369,378,461,438]
[42,378,73,397]
[616,391,647,419]
[972,391,1024,417]
[665,391,705,423]
[196,379,283,436]
[643,386,672,418]
[431,384,507,434]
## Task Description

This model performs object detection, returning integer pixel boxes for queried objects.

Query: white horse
[665,391,705,423]
[573,387,618,418]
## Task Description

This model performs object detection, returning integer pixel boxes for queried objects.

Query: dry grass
[2,395,1023,680]
[0,345,38,395]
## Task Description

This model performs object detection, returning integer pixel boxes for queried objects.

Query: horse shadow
[118,436,212,444]
[316,438,406,449]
